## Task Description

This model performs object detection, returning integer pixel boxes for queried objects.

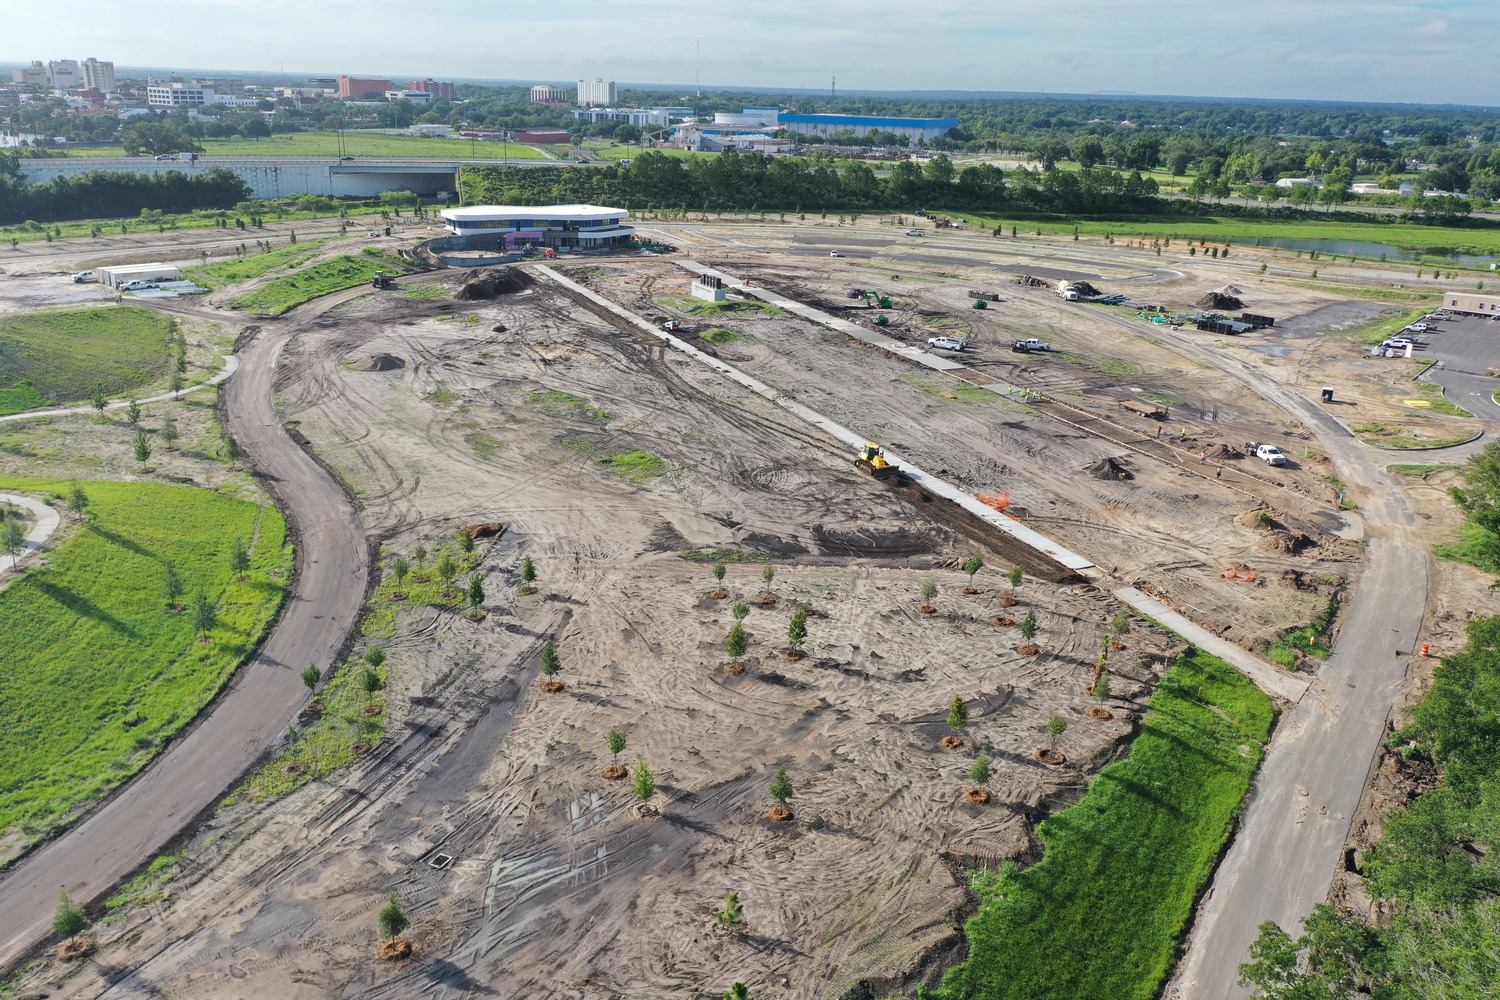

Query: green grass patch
[1411,381,1474,418]
[898,371,1000,405]
[183,239,336,288]
[1269,594,1341,668]
[400,282,448,301]
[230,255,406,316]
[939,649,1273,1000]
[527,389,611,423]
[681,547,782,563]
[0,307,175,405]
[102,854,180,918]
[1434,523,1500,575]
[1353,420,1476,450]
[1388,463,1461,479]
[0,381,50,416]
[699,327,753,345]
[463,430,502,459]
[658,294,783,318]
[596,450,667,482]
[0,476,292,845]
[1347,306,1429,345]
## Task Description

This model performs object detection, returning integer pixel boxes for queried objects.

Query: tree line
[0,160,251,225]
[461,151,1161,215]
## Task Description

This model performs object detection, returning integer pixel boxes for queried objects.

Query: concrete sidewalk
[0,493,62,574]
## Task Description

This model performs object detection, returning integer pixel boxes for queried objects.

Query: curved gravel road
[0,323,368,972]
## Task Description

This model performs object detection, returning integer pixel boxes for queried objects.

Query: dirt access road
[0,318,370,972]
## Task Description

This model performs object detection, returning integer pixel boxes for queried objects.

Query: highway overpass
[16,156,568,199]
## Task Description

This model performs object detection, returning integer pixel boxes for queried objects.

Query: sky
[7,0,1499,106]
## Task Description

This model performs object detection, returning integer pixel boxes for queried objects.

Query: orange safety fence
[977,491,1011,512]
[1223,567,1258,583]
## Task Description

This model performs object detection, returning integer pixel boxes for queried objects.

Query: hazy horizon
[6,1,1499,107]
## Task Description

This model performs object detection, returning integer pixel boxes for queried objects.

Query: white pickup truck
[1014,338,1051,352]
[1244,441,1288,466]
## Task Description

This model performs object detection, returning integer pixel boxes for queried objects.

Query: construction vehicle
[371,272,395,289]
[856,442,899,480]
[972,298,988,309]
[873,314,891,326]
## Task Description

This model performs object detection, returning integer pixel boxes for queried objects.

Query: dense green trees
[0,167,250,225]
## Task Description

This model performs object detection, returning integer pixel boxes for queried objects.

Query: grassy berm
[0,307,175,413]
[0,476,292,851]
[939,650,1274,1000]
[231,254,410,316]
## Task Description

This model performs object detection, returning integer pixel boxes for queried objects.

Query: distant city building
[572,107,667,127]
[714,107,780,127]
[777,113,958,142]
[513,128,572,144]
[385,90,432,104]
[146,82,257,108]
[48,59,81,89]
[338,75,394,100]
[81,58,116,92]
[530,83,570,105]
[12,61,48,86]
[410,78,456,100]
[577,79,616,106]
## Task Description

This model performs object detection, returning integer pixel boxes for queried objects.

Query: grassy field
[184,238,339,288]
[230,254,410,316]
[0,382,50,417]
[596,449,667,482]
[0,476,292,845]
[964,212,1500,258]
[0,307,175,409]
[586,144,717,161]
[939,650,1273,1000]
[62,131,549,160]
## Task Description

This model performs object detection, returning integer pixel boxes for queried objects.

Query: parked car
[1015,338,1051,352]
[71,270,94,283]
[828,250,842,257]
[927,336,966,351]
[905,229,925,236]
[1383,337,1419,349]
[1404,323,1430,333]
[119,280,155,291]
[1244,442,1288,466]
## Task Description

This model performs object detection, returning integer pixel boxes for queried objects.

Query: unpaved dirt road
[0,321,370,972]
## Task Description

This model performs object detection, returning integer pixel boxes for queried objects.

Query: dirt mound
[1216,284,1244,296]
[458,521,506,539]
[1071,281,1102,297]
[456,266,534,300]
[1257,529,1313,555]
[1196,291,1244,310]
[349,353,405,372]
[379,938,413,961]
[1086,457,1134,481]
[1206,443,1243,461]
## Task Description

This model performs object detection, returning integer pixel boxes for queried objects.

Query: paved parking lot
[1419,312,1500,423]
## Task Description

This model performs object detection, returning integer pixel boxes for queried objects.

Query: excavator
[855,442,899,480]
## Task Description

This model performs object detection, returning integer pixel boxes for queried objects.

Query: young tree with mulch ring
[391,557,410,591]
[466,572,485,612]
[968,750,993,804]
[540,640,565,691]
[732,601,750,622]
[1019,608,1038,641]
[786,608,808,658]
[632,757,656,805]
[1047,714,1068,748]
[768,766,793,821]
[52,891,92,960]
[963,556,984,592]
[436,553,458,594]
[457,530,476,558]
[522,555,536,584]
[67,480,89,520]
[377,891,411,960]
[603,729,629,778]
[711,561,728,598]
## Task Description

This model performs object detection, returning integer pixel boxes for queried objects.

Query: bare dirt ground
[6,221,1482,999]
[19,269,1184,1000]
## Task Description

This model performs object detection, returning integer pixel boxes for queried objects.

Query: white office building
[385,90,432,103]
[577,79,617,106]
[530,83,569,103]
[82,58,116,92]
[440,204,634,250]
[48,59,81,89]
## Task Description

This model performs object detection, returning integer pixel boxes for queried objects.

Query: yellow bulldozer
[856,442,899,480]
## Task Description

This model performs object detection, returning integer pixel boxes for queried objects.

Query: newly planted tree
[162,560,184,607]
[1111,610,1131,638]
[230,538,250,577]
[1093,670,1113,703]
[436,552,458,591]
[920,579,938,603]
[67,481,89,519]
[947,694,968,733]
[457,530,476,557]
[769,766,793,807]
[732,601,750,621]
[541,641,561,677]
[761,565,776,591]
[52,891,87,941]
[724,985,754,1000]
[2,517,23,561]
[377,891,409,941]
[364,645,386,667]
[161,416,180,449]
[132,428,152,463]
[606,728,628,762]
[467,572,485,610]
[521,555,536,584]
[725,621,749,659]
[787,608,808,653]
[963,555,985,582]
[413,545,428,569]
[192,590,216,638]
[1047,714,1068,748]
[632,757,656,803]
[715,891,746,931]
[1008,564,1024,593]
[392,557,410,589]
[1020,608,1038,641]
[712,562,727,589]
[126,399,142,425]
[301,664,322,691]
[90,381,107,412]
[361,667,382,696]
[968,744,993,783]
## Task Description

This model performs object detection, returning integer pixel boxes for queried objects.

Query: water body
[1255,236,1495,267]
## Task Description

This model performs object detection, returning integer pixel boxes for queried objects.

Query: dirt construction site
[4,217,1484,998]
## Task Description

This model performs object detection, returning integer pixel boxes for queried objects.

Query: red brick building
[410,78,457,100]
[337,75,393,100]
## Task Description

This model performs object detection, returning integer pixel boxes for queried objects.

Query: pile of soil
[348,353,405,372]
[1088,707,1115,721]
[940,735,965,750]
[1196,291,1244,310]
[602,764,627,780]
[769,805,793,822]
[1071,281,1102,297]
[993,615,1016,627]
[966,788,992,804]
[56,938,96,962]
[541,680,567,693]
[1205,443,1244,461]
[379,938,413,961]
[1258,529,1313,555]
[1086,457,1134,481]
[1018,644,1041,656]
[456,266,534,300]
[458,521,506,540]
